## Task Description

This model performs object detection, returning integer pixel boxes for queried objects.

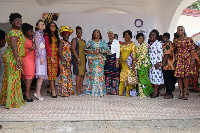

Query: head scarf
[107,29,114,34]
[59,25,74,36]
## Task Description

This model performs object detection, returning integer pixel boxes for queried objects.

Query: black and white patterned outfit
[148,40,164,85]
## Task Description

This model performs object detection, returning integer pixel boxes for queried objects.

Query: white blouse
[110,39,120,58]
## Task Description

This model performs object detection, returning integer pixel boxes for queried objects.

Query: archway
[168,0,197,36]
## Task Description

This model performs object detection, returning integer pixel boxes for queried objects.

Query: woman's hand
[154,62,160,70]
[190,60,195,68]
[94,49,100,54]
[132,58,137,62]
[116,62,119,68]
[32,43,36,49]
[64,64,67,69]
[131,63,135,69]
[77,59,82,65]
[40,58,44,65]
[16,59,22,70]
[51,57,56,64]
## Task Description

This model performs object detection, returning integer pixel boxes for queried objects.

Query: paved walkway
[0,119,200,133]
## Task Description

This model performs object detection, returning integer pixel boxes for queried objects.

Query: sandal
[183,93,189,100]
[178,91,184,99]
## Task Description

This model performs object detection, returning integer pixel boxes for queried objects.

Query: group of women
[0,13,197,109]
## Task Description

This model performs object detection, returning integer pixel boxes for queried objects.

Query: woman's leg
[25,79,33,99]
[35,77,43,98]
[76,75,81,95]
[119,81,125,96]
[50,80,56,96]
[80,76,84,94]
[178,77,184,98]
[183,76,189,99]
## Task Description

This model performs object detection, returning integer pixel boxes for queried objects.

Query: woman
[0,13,25,108]
[71,26,86,96]
[148,29,164,98]
[21,23,35,102]
[85,29,109,97]
[104,30,120,95]
[135,33,153,98]
[44,21,59,98]
[119,30,136,97]
[34,20,48,100]
[161,33,177,99]
[174,26,196,100]
[58,25,74,97]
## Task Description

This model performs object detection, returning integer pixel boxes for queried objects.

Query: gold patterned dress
[57,40,74,97]
[119,42,136,97]
[0,29,25,108]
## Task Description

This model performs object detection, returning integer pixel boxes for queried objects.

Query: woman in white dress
[148,29,164,98]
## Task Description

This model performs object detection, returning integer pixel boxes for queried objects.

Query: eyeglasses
[150,34,156,37]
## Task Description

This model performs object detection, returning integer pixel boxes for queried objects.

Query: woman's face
[137,36,144,44]
[76,29,82,37]
[12,18,22,29]
[124,32,131,42]
[149,32,157,42]
[93,30,100,39]
[108,31,114,40]
[37,21,45,31]
[177,26,185,37]
[26,29,33,38]
[62,33,69,41]
[50,23,56,33]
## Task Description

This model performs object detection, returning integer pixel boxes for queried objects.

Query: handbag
[127,68,138,85]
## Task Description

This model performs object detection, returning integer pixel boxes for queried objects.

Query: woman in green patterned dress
[0,13,25,109]
[135,33,153,98]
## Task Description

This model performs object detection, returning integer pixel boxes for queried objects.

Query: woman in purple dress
[33,20,48,100]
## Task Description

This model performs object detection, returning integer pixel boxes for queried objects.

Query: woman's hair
[0,30,5,40]
[92,29,102,40]
[9,13,22,24]
[35,20,43,31]
[150,29,159,39]
[136,33,145,40]
[21,23,33,35]
[163,32,170,39]
[45,21,60,45]
[123,30,132,39]
[76,26,82,31]
[177,26,187,37]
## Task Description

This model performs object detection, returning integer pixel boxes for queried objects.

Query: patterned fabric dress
[22,38,35,79]
[135,42,153,98]
[174,37,196,78]
[44,35,59,80]
[58,40,73,97]
[85,40,109,96]
[0,29,25,109]
[148,40,164,85]
[104,41,119,95]
[34,30,48,79]
[119,42,136,97]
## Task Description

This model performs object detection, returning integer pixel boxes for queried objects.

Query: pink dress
[22,38,35,79]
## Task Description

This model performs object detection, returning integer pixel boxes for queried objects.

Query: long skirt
[104,53,119,95]
[0,53,24,108]
[86,58,106,96]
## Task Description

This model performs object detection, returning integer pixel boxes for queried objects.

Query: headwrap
[59,25,74,36]
[107,29,114,34]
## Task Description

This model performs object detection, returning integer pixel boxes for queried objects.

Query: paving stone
[158,120,174,127]
[98,121,106,128]
[138,120,149,127]
[84,121,93,128]
[77,121,85,129]
[138,128,151,133]
[171,120,185,129]
[105,121,113,128]
[70,122,78,129]
[112,121,121,129]
[132,121,142,127]
[92,121,100,129]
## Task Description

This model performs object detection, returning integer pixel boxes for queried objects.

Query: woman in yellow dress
[119,30,137,97]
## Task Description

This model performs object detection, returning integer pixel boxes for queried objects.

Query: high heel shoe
[47,90,52,95]
[150,92,160,98]
[51,94,57,98]
[34,93,44,100]
[23,93,33,102]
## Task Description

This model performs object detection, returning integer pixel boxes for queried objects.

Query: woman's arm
[71,38,81,65]
[10,36,21,69]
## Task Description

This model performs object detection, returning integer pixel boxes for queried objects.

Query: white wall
[177,15,200,37]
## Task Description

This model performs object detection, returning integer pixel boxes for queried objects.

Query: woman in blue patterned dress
[85,29,110,96]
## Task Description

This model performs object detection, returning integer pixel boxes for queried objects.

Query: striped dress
[0,29,25,109]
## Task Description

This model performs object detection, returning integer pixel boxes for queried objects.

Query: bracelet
[77,59,81,61]
[116,62,119,64]
[16,57,20,61]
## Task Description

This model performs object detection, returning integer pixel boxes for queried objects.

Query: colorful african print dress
[104,40,120,95]
[119,42,136,97]
[135,42,153,98]
[58,40,73,97]
[174,37,196,77]
[44,35,59,80]
[85,40,109,96]
[0,29,25,109]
